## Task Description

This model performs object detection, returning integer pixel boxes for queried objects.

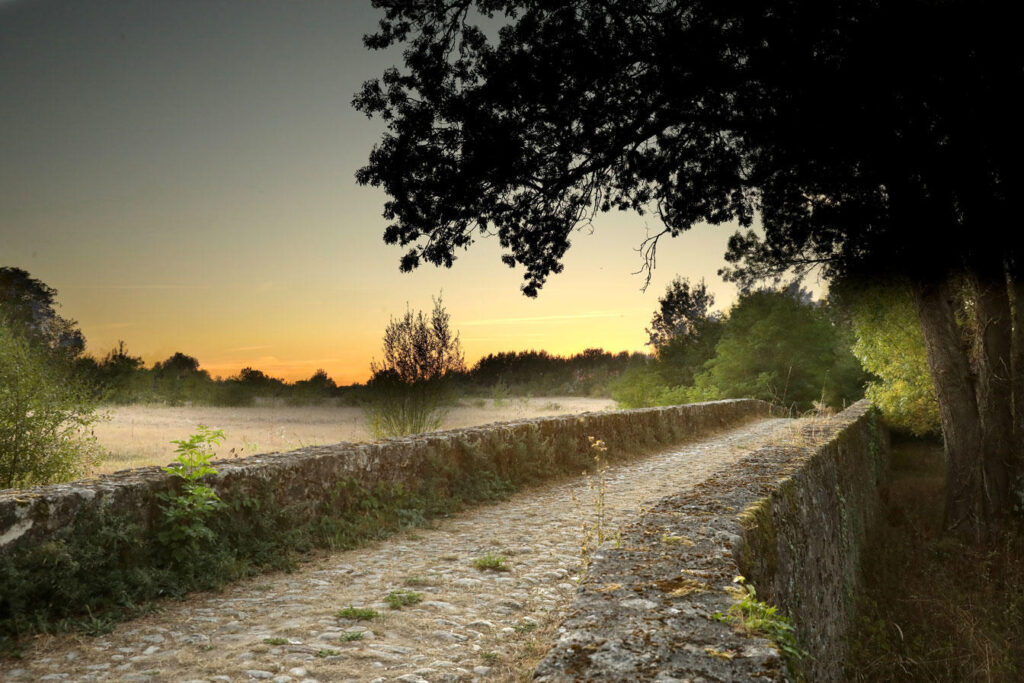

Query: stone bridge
[0,399,887,682]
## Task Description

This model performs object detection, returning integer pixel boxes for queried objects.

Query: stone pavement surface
[2,418,792,683]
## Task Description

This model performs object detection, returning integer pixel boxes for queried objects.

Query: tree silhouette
[357,1,1023,538]
[646,277,718,348]
[371,295,466,384]
[0,267,84,360]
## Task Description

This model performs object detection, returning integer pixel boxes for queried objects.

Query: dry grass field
[90,397,615,474]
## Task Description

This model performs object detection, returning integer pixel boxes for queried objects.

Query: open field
[90,397,615,474]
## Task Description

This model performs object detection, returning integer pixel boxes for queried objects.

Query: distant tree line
[71,342,646,407]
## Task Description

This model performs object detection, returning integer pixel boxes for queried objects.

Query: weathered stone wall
[535,400,888,682]
[0,399,767,555]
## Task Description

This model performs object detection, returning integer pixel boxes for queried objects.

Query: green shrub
[0,319,103,489]
[157,426,226,567]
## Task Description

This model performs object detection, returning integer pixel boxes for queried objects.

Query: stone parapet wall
[1,399,768,555]
[535,400,888,682]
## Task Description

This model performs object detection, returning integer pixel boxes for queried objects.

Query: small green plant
[340,630,365,641]
[335,605,379,621]
[472,552,510,572]
[714,576,808,663]
[514,620,538,634]
[157,425,225,562]
[481,651,499,662]
[262,637,288,645]
[316,648,341,658]
[385,589,424,609]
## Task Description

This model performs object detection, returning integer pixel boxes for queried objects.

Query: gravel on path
[3,418,793,683]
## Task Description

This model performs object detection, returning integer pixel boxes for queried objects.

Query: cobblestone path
[2,418,793,683]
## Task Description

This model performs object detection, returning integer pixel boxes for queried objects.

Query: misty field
[90,396,615,474]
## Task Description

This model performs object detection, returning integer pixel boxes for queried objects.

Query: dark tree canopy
[153,353,205,380]
[0,267,85,359]
[646,277,717,348]
[358,1,1024,538]
[356,1,1021,295]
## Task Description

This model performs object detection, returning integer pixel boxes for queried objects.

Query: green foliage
[715,576,808,665]
[691,287,865,411]
[472,552,510,571]
[384,589,423,609]
[335,605,379,621]
[0,318,103,489]
[339,630,365,641]
[157,426,225,565]
[608,364,691,408]
[847,284,940,436]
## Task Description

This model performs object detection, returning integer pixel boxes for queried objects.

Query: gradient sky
[0,0,786,384]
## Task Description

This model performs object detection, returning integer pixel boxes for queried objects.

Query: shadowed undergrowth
[847,438,1024,681]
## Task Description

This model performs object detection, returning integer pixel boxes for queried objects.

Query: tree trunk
[1008,267,1024,482]
[912,276,986,540]
[968,270,1017,524]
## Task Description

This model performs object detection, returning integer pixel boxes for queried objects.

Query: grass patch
[316,648,341,658]
[335,605,379,621]
[403,574,441,587]
[262,637,288,645]
[472,552,510,572]
[845,438,1024,680]
[514,620,538,634]
[384,589,423,609]
[339,631,365,641]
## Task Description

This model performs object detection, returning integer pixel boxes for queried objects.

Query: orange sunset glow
[1,0,754,384]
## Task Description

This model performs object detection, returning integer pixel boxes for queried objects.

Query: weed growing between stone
[339,631,365,641]
[335,605,379,621]
[262,637,288,645]
[384,589,423,609]
[472,553,510,571]
[570,437,618,575]
[715,576,808,666]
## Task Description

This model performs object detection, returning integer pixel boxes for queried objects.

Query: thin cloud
[77,284,211,290]
[224,345,271,352]
[462,311,624,326]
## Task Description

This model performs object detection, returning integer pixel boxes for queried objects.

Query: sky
[0,0,774,384]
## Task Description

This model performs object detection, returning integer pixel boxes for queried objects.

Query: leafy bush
[608,364,690,408]
[0,319,103,489]
[846,283,940,436]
